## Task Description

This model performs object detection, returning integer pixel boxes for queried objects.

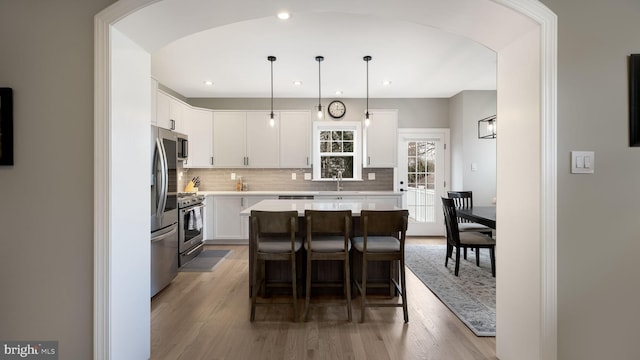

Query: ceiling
[150,12,497,99]
[115,0,538,100]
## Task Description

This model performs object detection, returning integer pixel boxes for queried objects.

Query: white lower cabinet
[210,195,277,243]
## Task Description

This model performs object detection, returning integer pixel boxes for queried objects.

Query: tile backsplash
[178,167,394,192]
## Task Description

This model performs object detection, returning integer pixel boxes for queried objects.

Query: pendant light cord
[364,55,372,118]
[316,56,324,111]
[268,56,276,118]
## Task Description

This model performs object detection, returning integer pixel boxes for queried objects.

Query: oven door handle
[181,203,205,213]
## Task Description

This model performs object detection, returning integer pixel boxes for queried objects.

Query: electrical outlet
[291,173,296,180]
[304,173,311,180]
[231,173,236,180]
[368,173,376,180]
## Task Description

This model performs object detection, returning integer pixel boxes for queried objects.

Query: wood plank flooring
[151,238,496,359]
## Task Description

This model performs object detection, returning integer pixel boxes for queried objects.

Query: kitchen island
[241,199,404,297]
[202,191,403,243]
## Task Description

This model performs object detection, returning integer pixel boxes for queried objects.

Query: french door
[398,129,449,236]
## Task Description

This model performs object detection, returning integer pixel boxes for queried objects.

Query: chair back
[447,191,474,223]
[441,197,461,246]
[250,210,298,251]
[305,210,352,250]
[305,210,352,235]
[359,210,409,239]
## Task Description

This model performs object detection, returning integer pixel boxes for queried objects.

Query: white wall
[110,28,151,360]
[0,1,115,359]
[541,1,640,359]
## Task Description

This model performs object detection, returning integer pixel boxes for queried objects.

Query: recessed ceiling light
[293,80,302,86]
[383,80,392,86]
[204,80,213,86]
[277,12,290,20]
[335,90,343,95]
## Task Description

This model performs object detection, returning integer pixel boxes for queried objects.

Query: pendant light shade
[268,56,276,127]
[363,55,372,127]
[316,56,324,119]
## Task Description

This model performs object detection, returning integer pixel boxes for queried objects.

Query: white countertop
[239,199,402,216]
[198,190,402,196]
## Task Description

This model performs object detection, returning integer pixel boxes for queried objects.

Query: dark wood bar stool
[304,210,353,322]
[250,210,302,321]
[351,210,409,323]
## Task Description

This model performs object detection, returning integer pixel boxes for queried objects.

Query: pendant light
[363,55,372,127]
[268,56,276,127]
[316,55,324,119]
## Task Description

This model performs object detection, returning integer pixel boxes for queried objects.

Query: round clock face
[328,100,346,119]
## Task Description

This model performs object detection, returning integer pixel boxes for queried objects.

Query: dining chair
[351,210,409,323]
[250,210,303,321]
[304,210,353,321]
[447,191,493,265]
[441,197,496,277]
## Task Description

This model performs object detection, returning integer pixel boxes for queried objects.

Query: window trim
[312,121,362,180]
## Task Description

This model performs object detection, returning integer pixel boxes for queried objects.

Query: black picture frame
[629,55,640,147]
[0,87,14,165]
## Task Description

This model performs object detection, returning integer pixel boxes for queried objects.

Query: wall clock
[328,100,346,119]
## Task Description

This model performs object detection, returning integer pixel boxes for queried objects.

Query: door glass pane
[406,140,436,223]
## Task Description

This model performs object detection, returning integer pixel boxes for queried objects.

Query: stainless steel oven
[178,193,205,266]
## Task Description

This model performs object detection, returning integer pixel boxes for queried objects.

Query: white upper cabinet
[183,107,214,168]
[212,111,246,167]
[279,111,311,168]
[212,111,280,168]
[246,111,280,168]
[363,109,398,167]
[156,90,187,133]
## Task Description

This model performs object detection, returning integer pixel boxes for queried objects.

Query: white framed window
[312,121,362,180]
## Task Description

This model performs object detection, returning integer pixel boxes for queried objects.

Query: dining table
[456,206,496,229]
[240,199,403,297]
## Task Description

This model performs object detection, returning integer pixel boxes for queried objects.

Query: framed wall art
[629,55,640,147]
[0,87,13,165]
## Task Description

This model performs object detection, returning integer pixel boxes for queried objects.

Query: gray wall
[188,97,450,128]
[540,0,640,359]
[449,90,497,206]
[0,1,116,359]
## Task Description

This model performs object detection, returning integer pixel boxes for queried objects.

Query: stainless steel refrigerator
[150,126,180,297]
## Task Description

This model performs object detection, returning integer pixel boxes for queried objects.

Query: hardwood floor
[151,238,496,359]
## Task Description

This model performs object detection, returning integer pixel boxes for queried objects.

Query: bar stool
[304,210,352,321]
[250,210,302,321]
[351,210,409,323]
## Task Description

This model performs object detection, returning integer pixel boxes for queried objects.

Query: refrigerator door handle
[157,137,169,216]
[151,224,177,243]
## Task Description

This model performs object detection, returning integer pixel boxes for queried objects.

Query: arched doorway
[95,1,557,359]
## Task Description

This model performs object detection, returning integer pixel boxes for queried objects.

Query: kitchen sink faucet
[336,170,343,191]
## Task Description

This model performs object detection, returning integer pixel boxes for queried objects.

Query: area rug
[179,249,231,272]
[405,244,495,336]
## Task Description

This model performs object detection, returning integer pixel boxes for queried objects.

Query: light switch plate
[304,173,311,180]
[471,163,478,171]
[571,151,595,174]
[368,173,376,180]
